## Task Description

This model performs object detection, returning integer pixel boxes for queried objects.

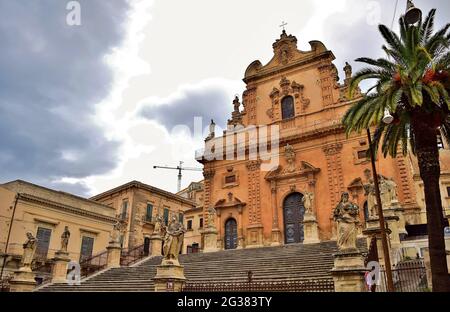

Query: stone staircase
[36,240,366,292]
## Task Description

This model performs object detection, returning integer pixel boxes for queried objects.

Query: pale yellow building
[0,180,116,278]
[91,180,196,251]
[177,181,205,253]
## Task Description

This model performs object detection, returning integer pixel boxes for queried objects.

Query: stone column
[51,250,70,283]
[270,181,281,246]
[150,234,163,256]
[216,209,223,250]
[154,259,186,292]
[383,208,401,265]
[9,267,36,292]
[106,241,122,268]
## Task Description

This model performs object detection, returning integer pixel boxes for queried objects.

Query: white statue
[111,220,125,244]
[153,215,163,237]
[302,192,314,214]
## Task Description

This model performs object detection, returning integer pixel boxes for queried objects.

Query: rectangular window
[199,217,203,228]
[35,227,52,260]
[120,200,128,220]
[179,213,184,224]
[146,203,153,222]
[80,236,94,262]
[187,220,193,230]
[447,186,450,197]
[225,175,236,184]
[357,150,368,159]
[163,208,169,226]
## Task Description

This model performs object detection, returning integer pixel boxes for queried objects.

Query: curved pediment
[244,31,334,82]
[265,161,320,181]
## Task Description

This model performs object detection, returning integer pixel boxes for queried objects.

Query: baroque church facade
[196,30,450,250]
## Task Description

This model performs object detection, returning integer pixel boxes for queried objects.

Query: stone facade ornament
[283,144,296,173]
[343,62,352,81]
[333,192,360,251]
[363,169,378,217]
[60,226,70,252]
[162,217,186,263]
[21,232,37,271]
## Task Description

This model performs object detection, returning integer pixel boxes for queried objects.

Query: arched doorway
[224,218,238,249]
[283,192,305,244]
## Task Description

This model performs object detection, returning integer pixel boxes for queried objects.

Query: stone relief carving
[283,144,296,173]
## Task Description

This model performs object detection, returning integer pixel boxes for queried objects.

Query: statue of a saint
[233,96,240,113]
[363,169,377,217]
[153,215,163,237]
[379,176,392,209]
[111,220,124,244]
[21,232,37,270]
[333,192,360,251]
[207,207,216,228]
[284,144,296,173]
[385,178,399,205]
[302,192,314,214]
[60,226,70,252]
[344,62,352,80]
[163,216,186,262]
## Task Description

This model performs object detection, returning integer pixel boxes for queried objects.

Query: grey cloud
[138,82,240,135]
[0,0,131,196]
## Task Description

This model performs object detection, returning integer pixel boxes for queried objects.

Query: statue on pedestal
[153,215,163,236]
[21,232,37,270]
[363,169,378,217]
[111,220,125,244]
[333,192,360,251]
[302,192,314,215]
[60,226,70,252]
[162,217,186,262]
[207,207,216,228]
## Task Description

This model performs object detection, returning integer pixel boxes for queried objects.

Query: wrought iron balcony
[142,215,155,224]
[117,212,129,221]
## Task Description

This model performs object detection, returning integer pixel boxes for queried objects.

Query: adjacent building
[0,180,116,277]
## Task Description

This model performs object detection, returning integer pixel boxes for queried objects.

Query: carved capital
[246,160,262,172]
[203,169,216,179]
[322,142,343,156]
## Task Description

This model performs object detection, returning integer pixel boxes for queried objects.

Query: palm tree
[343,9,450,292]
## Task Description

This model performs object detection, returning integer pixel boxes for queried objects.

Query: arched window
[281,96,295,119]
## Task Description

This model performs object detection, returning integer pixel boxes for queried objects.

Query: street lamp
[405,0,422,25]
[366,109,395,292]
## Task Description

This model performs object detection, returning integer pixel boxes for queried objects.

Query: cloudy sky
[0,0,449,197]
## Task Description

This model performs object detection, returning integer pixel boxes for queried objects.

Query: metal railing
[183,279,335,292]
[33,260,53,286]
[79,250,108,278]
[142,215,155,223]
[377,260,428,292]
[117,212,129,221]
[120,243,148,267]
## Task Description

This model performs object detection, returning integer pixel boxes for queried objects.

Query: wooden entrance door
[283,193,305,244]
[224,218,238,250]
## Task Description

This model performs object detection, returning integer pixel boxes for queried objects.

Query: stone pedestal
[106,241,122,268]
[364,218,392,264]
[303,213,320,244]
[153,259,186,292]
[51,251,70,283]
[270,229,282,246]
[246,224,264,248]
[202,227,219,253]
[9,267,36,292]
[331,249,366,292]
[393,206,408,239]
[150,235,163,256]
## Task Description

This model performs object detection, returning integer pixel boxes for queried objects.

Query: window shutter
[36,227,52,259]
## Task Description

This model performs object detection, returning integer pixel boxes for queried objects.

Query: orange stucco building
[196,30,450,250]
